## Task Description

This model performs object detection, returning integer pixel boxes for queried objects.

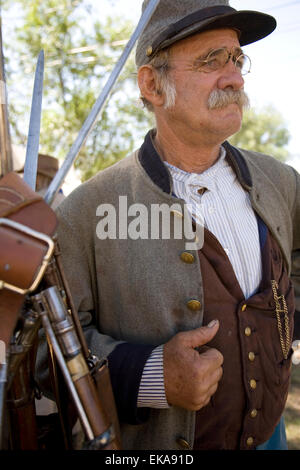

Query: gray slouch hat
[135,0,276,67]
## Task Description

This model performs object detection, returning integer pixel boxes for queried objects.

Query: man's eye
[235,55,245,69]
[195,56,220,71]
[205,57,220,68]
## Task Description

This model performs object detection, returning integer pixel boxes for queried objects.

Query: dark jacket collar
[138,129,252,193]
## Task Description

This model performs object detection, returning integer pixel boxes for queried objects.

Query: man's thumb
[185,320,220,349]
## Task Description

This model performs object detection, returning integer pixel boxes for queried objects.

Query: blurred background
[1,0,300,193]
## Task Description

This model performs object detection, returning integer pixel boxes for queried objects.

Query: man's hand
[164,320,223,411]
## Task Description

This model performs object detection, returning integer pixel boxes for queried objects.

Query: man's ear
[137,65,165,108]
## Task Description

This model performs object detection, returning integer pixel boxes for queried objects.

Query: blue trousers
[256,417,288,450]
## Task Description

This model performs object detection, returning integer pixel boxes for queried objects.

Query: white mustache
[207,89,250,110]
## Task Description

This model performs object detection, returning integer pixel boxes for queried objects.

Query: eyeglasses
[171,47,251,76]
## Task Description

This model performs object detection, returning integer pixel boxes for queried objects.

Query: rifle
[0,0,160,450]
[0,4,17,447]
[0,173,120,450]
[2,50,46,450]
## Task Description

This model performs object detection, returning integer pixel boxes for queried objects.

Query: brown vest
[193,227,294,450]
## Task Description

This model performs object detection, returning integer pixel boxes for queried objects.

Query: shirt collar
[165,145,226,179]
[165,147,237,195]
[138,129,252,194]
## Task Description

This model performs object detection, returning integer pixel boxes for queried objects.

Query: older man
[38,0,300,450]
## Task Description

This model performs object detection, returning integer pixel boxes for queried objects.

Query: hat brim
[151,10,276,56]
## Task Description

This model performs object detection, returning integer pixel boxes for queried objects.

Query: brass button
[176,437,192,450]
[248,352,255,362]
[250,409,258,419]
[250,379,257,390]
[242,304,247,312]
[146,46,153,56]
[246,437,254,446]
[180,252,195,264]
[245,327,252,337]
[187,300,202,311]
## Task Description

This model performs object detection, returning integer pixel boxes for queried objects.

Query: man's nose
[217,60,245,91]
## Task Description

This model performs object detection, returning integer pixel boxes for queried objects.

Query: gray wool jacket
[41,134,300,450]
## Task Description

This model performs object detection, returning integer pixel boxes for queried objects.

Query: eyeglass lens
[199,48,251,75]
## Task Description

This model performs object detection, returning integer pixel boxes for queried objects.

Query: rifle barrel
[23,50,44,190]
[39,308,94,441]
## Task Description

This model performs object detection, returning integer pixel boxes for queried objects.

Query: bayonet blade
[44,0,160,205]
[23,50,44,190]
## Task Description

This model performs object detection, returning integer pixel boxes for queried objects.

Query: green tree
[229,105,290,162]
[3,0,153,181]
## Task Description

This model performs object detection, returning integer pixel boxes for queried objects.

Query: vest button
[187,300,202,311]
[176,437,192,450]
[248,352,255,362]
[247,437,254,446]
[250,409,258,418]
[241,304,247,312]
[180,252,195,264]
[245,327,252,337]
[250,379,257,390]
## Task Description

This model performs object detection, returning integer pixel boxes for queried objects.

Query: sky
[97,0,300,171]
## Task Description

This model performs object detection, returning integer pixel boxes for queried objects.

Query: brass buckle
[0,218,55,295]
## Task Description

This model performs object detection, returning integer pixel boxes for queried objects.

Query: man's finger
[180,319,220,349]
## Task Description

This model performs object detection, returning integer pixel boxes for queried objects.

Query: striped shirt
[137,146,262,408]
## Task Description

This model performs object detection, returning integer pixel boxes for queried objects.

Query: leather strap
[0,172,57,347]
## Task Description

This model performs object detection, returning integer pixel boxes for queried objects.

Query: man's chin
[211,109,242,138]
[211,104,243,123]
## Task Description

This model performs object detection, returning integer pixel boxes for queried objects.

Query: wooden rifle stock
[92,361,121,449]
[0,173,121,449]
[34,285,121,450]
[44,244,121,449]
[7,350,39,450]
[0,173,57,449]
[5,308,40,450]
